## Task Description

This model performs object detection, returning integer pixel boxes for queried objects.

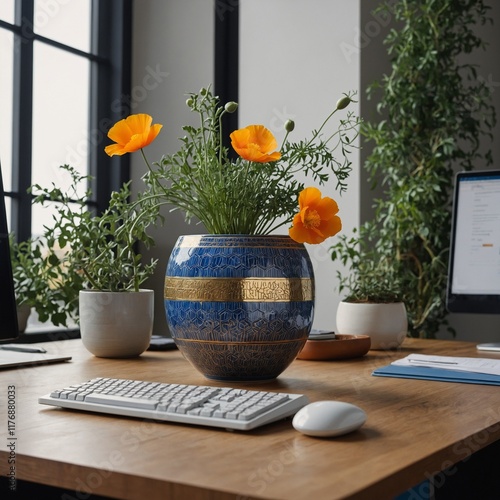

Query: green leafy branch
[31,165,158,293]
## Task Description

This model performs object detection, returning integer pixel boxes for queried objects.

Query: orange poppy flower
[230,125,281,163]
[289,187,342,244]
[105,114,162,157]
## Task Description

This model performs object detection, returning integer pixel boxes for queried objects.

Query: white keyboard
[39,377,309,431]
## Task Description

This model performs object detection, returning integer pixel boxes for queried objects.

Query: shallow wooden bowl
[296,334,371,361]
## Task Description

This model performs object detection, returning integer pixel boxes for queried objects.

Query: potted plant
[102,87,360,380]
[330,227,407,350]
[31,165,159,358]
[9,234,81,332]
[359,0,495,338]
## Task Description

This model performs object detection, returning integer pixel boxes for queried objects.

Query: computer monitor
[446,170,500,349]
[0,162,20,342]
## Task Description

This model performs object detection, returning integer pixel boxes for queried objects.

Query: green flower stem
[140,148,171,203]
[140,148,154,175]
[195,91,209,163]
[140,147,212,227]
[309,109,339,146]
[218,108,228,168]
[299,91,355,152]
[324,118,360,148]
[279,130,292,151]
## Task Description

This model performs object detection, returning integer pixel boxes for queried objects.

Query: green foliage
[336,0,495,337]
[31,165,159,294]
[141,86,361,235]
[10,234,80,326]
[330,228,403,304]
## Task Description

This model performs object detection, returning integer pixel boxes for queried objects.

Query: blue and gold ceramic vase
[164,235,315,381]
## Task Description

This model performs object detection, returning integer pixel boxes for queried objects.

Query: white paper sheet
[392,353,500,376]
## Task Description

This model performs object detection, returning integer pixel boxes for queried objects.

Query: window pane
[0,1,15,24]
[32,200,58,239]
[34,0,91,52]
[32,199,86,241]
[32,41,90,202]
[0,29,14,191]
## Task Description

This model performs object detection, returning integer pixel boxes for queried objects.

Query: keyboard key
[85,393,159,410]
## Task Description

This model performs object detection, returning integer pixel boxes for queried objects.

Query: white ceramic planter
[79,289,154,358]
[336,301,407,350]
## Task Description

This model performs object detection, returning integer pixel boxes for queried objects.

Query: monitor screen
[0,163,20,341]
[447,170,500,314]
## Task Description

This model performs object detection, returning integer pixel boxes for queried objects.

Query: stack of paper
[372,353,500,386]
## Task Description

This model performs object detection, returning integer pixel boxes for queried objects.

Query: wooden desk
[1,338,500,499]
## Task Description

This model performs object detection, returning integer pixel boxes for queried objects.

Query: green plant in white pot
[32,165,159,358]
[360,0,495,338]
[331,228,407,350]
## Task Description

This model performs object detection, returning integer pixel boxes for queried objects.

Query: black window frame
[0,0,132,242]
[214,0,239,155]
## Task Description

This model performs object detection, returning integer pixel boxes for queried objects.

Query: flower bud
[200,87,207,96]
[284,119,295,132]
[224,101,238,113]
[336,96,351,110]
[186,98,194,108]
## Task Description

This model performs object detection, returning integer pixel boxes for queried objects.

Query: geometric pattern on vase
[164,235,315,381]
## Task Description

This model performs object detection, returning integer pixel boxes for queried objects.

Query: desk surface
[1,338,500,500]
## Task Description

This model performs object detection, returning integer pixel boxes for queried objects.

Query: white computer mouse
[292,401,366,437]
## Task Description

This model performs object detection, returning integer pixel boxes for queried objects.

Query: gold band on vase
[176,235,306,249]
[164,277,314,302]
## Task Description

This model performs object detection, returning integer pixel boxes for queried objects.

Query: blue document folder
[372,364,500,386]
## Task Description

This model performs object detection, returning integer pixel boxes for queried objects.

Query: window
[0,0,132,241]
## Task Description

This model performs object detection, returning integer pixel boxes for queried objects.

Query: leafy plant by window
[10,234,81,327]
[31,165,159,294]
[333,0,496,337]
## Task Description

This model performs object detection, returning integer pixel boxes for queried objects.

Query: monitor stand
[477,343,500,352]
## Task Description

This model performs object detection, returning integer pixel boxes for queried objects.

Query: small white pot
[336,301,407,350]
[79,289,154,358]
